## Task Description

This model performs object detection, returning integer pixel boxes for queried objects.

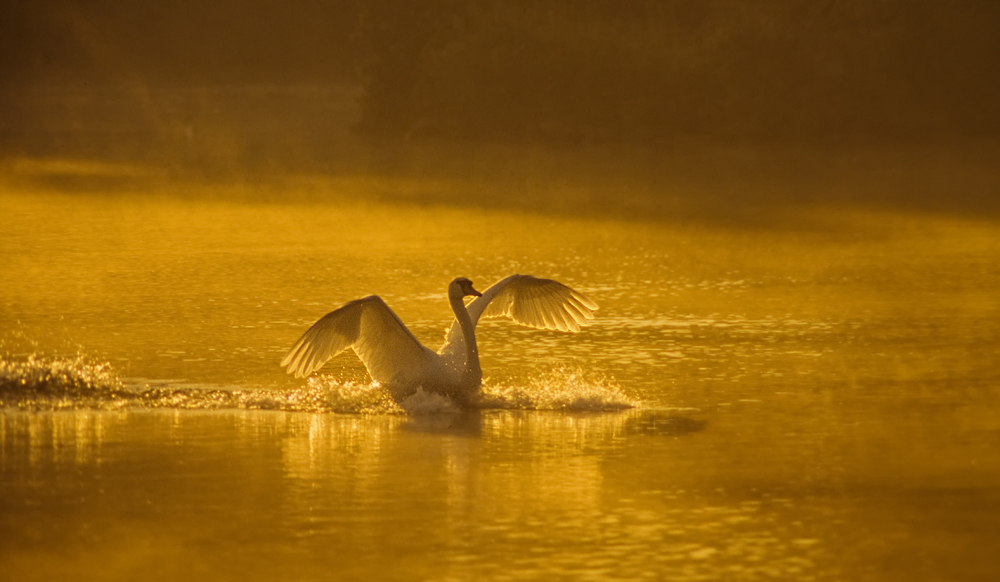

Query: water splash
[2,355,634,414]
[0,353,397,413]
[397,387,463,415]
[474,368,637,411]
[0,353,128,410]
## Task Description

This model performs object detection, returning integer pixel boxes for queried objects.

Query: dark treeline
[2,0,999,160]
[355,0,1000,144]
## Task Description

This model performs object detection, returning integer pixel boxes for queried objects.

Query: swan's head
[452,277,482,298]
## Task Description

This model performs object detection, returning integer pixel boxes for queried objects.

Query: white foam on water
[398,387,462,415]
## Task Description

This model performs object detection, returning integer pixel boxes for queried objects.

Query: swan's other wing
[440,275,598,360]
[472,274,599,331]
[281,296,435,383]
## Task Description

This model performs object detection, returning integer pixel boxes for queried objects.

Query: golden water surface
[2,160,1000,581]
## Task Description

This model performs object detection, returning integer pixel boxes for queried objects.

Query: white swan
[281,275,598,400]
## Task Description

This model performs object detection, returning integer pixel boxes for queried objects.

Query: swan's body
[281,275,597,400]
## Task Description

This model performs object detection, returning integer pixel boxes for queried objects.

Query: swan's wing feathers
[281,298,366,378]
[351,298,434,385]
[282,296,431,382]
[480,275,598,332]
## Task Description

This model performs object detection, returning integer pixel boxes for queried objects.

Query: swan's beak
[467,283,482,297]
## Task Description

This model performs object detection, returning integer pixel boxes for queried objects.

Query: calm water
[2,167,1000,581]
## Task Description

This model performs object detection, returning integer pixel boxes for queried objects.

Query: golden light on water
[3,2,1000,581]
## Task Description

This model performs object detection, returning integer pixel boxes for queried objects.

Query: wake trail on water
[1,354,637,414]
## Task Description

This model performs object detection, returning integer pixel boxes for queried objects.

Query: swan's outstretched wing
[474,275,598,331]
[439,275,598,359]
[282,296,435,382]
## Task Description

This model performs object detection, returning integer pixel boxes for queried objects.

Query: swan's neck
[449,293,481,386]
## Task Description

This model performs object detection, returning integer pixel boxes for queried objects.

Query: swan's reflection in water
[272,408,822,579]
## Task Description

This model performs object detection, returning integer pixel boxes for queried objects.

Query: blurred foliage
[1,0,998,156]
[354,0,1000,143]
